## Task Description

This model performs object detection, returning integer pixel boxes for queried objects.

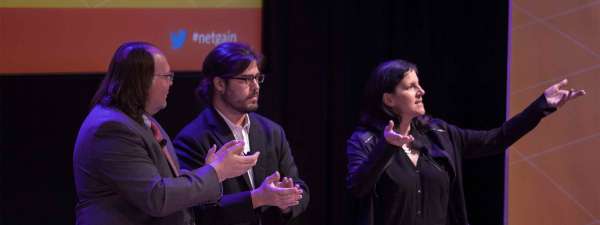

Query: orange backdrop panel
[508,1,600,225]
[0,8,261,74]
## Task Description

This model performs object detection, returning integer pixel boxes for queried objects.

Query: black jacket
[346,95,554,225]
[174,107,309,225]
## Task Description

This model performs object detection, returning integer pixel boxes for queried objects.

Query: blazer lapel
[147,116,181,177]
[206,107,236,145]
[421,129,457,182]
[163,132,180,172]
[248,114,266,188]
[206,107,255,190]
[111,108,179,177]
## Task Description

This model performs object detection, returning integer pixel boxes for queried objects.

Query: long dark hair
[196,42,261,104]
[91,42,158,124]
[358,59,419,129]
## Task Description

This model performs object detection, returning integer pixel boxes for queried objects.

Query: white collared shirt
[215,108,256,189]
[142,114,152,129]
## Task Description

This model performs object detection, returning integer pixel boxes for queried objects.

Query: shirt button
[417,210,422,215]
[417,189,422,194]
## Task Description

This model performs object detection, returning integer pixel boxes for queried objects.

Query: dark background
[1,0,510,224]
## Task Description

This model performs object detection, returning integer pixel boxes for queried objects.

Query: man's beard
[222,91,259,113]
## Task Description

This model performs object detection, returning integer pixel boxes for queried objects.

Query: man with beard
[73,42,259,225]
[174,42,309,225]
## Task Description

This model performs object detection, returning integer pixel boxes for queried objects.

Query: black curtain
[261,0,508,225]
[0,1,508,224]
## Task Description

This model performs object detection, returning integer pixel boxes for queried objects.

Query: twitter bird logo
[170,29,187,50]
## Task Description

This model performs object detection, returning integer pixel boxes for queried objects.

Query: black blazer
[346,95,555,225]
[174,107,309,225]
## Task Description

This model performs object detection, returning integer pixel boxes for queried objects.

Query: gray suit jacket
[73,105,222,225]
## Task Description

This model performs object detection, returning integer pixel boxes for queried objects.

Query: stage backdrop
[0,0,262,74]
[508,0,600,225]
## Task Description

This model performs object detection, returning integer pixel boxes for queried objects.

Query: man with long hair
[174,42,308,225]
[73,42,259,225]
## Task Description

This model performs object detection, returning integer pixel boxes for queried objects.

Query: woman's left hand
[544,79,586,108]
[383,120,414,147]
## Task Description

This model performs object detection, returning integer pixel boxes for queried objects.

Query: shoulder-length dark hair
[91,41,158,124]
[358,59,418,129]
[196,42,261,104]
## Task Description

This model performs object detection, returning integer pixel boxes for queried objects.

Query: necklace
[402,144,419,166]
[401,144,417,155]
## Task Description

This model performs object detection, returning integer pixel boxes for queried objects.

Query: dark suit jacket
[73,105,222,225]
[174,107,309,225]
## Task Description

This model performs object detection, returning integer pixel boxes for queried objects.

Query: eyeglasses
[225,74,265,84]
[155,72,174,81]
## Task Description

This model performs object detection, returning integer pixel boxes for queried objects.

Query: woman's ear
[382,93,394,108]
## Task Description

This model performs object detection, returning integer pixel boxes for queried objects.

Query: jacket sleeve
[446,94,556,159]
[346,131,398,198]
[266,127,310,224]
[174,129,259,225]
[93,121,222,217]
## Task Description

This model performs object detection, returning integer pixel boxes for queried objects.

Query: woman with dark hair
[346,59,585,225]
[74,42,259,225]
